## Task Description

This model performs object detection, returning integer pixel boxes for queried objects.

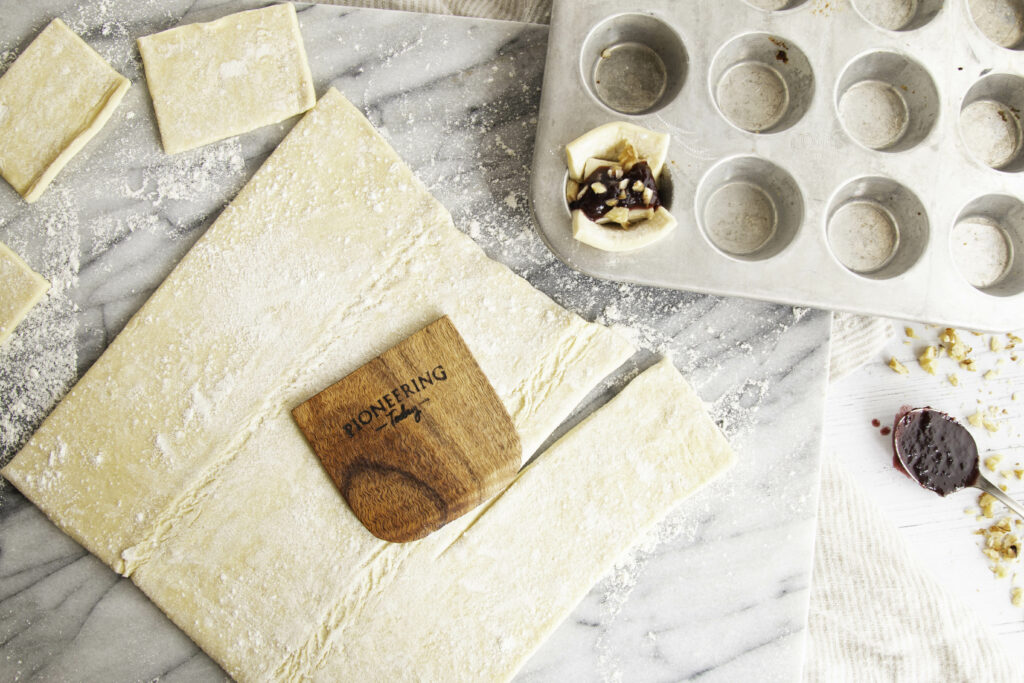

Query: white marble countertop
[0,2,829,681]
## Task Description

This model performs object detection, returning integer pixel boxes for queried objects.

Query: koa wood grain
[292,316,521,542]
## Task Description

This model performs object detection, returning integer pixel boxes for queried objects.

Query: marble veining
[0,2,829,681]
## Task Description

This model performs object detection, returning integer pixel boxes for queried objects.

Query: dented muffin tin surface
[530,0,1024,331]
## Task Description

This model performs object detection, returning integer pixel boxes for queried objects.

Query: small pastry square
[0,241,49,346]
[138,4,316,154]
[0,18,130,203]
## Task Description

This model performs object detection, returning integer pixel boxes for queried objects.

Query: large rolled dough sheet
[3,89,733,680]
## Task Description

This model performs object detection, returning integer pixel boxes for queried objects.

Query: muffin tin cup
[959,73,1024,171]
[967,0,1024,50]
[531,0,1024,331]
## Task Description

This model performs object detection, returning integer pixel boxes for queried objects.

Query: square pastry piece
[0,18,130,203]
[0,241,49,346]
[138,3,316,154]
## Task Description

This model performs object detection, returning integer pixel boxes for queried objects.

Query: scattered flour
[0,5,249,481]
[1,16,824,677]
[0,189,80,475]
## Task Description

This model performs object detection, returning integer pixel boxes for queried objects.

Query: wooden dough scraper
[292,316,521,542]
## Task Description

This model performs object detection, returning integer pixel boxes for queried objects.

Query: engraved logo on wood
[292,316,520,543]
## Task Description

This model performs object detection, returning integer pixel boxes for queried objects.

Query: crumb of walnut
[979,492,998,518]
[905,326,916,338]
[970,408,1001,433]
[916,345,937,374]
[888,357,910,375]
[940,327,973,366]
[1013,587,1023,608]
[985,454,1004,471]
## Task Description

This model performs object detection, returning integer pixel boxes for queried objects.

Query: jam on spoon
[892,406,1024,520]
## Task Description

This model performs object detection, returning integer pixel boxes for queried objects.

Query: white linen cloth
[805,447,1024,681]
[324,2,1024,678]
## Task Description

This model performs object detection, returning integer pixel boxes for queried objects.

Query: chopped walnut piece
[940,328,975,369]
[979,492,998,518]
[985,454,1004,471]
[631,180,644,193]
[977,511,1022,603]
[918,345,938,375]
[991,336,1005,352]
[591,181,608,194]
[992,518,1013,534]
[1013,588,1023,608]
[618,142,640,171]
[888,357,910,375]
[984,368,1000,380]
[948,373,959,387]
[604,206,630,226]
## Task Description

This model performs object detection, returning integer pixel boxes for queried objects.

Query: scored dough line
[271,541,419,680]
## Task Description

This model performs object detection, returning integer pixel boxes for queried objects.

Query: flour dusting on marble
[0,3,250,473]
[0,190,80,476]
[0,5,829,681]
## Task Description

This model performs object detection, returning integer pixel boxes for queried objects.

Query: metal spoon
[892,406,1024,521]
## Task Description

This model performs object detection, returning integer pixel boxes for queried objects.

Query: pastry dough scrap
[0,18,129,203]
[0,241,49,345]
[138,3,316,154]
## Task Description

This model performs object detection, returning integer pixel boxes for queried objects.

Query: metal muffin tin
[530,0,1024,331]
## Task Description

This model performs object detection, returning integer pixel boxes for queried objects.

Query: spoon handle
[975,474,1024,522]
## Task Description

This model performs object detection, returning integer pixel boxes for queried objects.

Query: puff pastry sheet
[0,241,49,345]
[3,89,733,681]
[0,18,129,203]
[138,3,316,154]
